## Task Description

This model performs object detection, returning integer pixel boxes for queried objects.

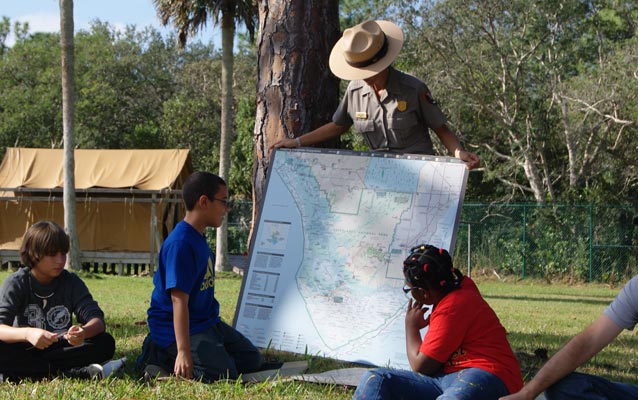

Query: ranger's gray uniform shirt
[332,67,447,155]
[604,275,638,330]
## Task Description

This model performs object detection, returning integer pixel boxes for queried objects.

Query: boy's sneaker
[60,366,95,379]
[143,364,170,382]
[87,357,127,379]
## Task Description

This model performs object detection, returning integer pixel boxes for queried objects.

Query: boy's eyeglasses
[209,197,232,209]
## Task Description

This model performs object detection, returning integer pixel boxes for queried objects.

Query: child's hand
[174,351,194,379]
[405,298,429,330]
[64,325,85,346]
[26,328,59,350]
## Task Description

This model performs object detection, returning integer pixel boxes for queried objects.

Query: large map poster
[234,148,468,369]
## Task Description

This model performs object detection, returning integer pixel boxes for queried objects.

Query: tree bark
[252,0,340,246]
[59,0,81,270]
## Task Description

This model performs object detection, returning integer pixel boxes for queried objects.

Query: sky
[2,0,220,47]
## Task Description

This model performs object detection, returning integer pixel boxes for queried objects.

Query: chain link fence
[221,199,253,255]
[457,204,638,282]
[225,202,638,283]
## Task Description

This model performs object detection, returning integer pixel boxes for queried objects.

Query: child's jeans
[352,367,509,400]
[545,372,638,400]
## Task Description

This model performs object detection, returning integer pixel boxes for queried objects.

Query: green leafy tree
[74,22,176,149]
[338,0,398,28]
[0,17,8,52]
[0,17,29,58]
[230,97,255,200]
[159,92,220,173]
[398,0,638,202]
[0,32,62,154]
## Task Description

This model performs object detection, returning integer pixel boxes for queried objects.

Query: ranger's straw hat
[329,20,404,81]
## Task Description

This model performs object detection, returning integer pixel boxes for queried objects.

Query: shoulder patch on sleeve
[420,90,436,105]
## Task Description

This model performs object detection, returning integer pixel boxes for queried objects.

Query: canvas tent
[0,148,192,272]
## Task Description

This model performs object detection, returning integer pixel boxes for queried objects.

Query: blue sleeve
[163,240,199,295]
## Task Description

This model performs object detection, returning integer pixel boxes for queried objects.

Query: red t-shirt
[419,277,524,394]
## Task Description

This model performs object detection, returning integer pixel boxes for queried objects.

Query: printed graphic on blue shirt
[200,257,215,291]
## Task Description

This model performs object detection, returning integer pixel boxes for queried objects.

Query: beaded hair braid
[403,244,463,292]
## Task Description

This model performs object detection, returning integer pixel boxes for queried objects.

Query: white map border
[234,148,468,369]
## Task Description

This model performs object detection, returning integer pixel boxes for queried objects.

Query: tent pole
[150,194,157,275]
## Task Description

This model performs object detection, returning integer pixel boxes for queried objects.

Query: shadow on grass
[507,330,638,384]
[483,294,612,307]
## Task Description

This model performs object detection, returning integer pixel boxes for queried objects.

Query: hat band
[346,36,389,68]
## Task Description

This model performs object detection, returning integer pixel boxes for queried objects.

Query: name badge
[355,111,367,119]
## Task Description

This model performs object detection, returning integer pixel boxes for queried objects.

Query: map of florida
[273,151,465,351]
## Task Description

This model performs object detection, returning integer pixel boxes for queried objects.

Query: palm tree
[59,0,82,270]
[153,0,256,272]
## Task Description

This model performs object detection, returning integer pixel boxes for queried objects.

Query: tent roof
[0,148,192,191]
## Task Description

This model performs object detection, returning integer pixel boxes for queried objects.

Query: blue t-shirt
[147,220,220,348]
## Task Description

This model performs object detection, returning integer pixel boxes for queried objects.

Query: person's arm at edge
[499,314,623,400]
[270,122,349,150]
[405,298,444,375]
[432,124,480,170]
[171,288,193,379]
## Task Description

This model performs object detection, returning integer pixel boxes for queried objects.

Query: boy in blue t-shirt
[138,172,261,382]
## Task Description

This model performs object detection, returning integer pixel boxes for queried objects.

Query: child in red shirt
[353,244,523,399]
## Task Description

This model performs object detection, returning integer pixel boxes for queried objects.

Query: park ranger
[273,19,480,170]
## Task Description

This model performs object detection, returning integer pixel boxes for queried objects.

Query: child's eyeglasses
[402,284,424,299]
[209,197,232,208]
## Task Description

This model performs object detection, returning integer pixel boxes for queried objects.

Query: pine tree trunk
[251,0,340,246]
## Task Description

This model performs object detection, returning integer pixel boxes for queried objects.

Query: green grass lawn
[481,278,638,383]
[0,269,636,399]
